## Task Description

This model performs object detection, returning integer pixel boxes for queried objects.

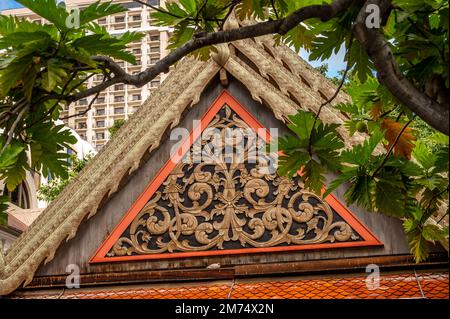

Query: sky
[0,0,346,77]
[300,45,346,78]
[0,0,22,11]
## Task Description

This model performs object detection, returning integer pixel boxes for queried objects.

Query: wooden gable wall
[32,75,445,286]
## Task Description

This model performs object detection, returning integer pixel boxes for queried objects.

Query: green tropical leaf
[407,229,429,263]
[16,0,69,31]
[79,1,126,26]
[71,34,136,63]
[0,148,29,192]
[422,224,447,242]
[28,122,77,179]
[0,31,52,52]
[0,195,8,225]
[277,150,310,177]
[344,169,375,210]
[323,168,355,198]
[334,102,361,115]
[167,23,195,50]
[435,147,449,173]
[412,141,437,170]
[312,122,343,151]
[0,14,58,37]
[276,24,314,52]
[308,20,346,62]
[41,58,69,92]
[347,40,373,83]
[237,0,267,19]
[340,128,384,166]
[0,143,25,170]
[302,159,326,195]
[0,55,33,98]
[279,109,345,194]
[286,111,315,142]
[374,171,407,217]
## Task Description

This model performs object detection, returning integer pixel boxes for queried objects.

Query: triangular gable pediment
[91,91,381,263]
[0,32,377,295]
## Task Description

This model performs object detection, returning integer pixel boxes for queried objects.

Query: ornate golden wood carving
[108,105,360,257]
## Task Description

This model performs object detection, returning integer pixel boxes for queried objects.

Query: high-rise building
[1,0,171,150]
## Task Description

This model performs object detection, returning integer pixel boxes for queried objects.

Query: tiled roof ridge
[8,271,449,299]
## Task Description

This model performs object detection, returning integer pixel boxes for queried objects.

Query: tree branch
[64,0,354,103]
[353,0,449,134]
[92,56,128,77]
[60,76,107,121]
[271,0,280,19]
[308,33,354,157]
[0,104,30,156]
[33,0,448,136]
[22,71,80,131]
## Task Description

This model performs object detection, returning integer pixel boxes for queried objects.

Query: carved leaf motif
[109,105,360,257]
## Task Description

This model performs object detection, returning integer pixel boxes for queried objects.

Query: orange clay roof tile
[8,272,448,299]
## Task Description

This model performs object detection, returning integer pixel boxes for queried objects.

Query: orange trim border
[91,90,382,263]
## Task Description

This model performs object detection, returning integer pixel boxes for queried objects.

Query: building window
[114,84,124,91]
[96,132,105,140]
[151,80,160,87]
[131,15,141,21]
[96,97,106,104]
[121,2,142,9]
[150,35,160,42]
[114,96,124,102]
[78,122,87,129]
[150,58,159,64]
[132,94,141,101]
[98,18,107,24]
[150,46,160,53]
[132,48,141,54]
[114,107,124,114]
[96,120,105,128]
[96,144,104,151]
[115,16,125,23]
[135,59,141,65]
[79,98,88,105]
[148,0,160,6]
[96,108,106,116]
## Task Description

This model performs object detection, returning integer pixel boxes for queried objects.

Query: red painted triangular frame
[91,90,382,263]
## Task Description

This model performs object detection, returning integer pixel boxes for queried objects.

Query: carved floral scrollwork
[108,105,359,257]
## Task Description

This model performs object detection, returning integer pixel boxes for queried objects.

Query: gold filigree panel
[106,105,362,258]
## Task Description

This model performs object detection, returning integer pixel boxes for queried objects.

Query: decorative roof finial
[212,10,240,67]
